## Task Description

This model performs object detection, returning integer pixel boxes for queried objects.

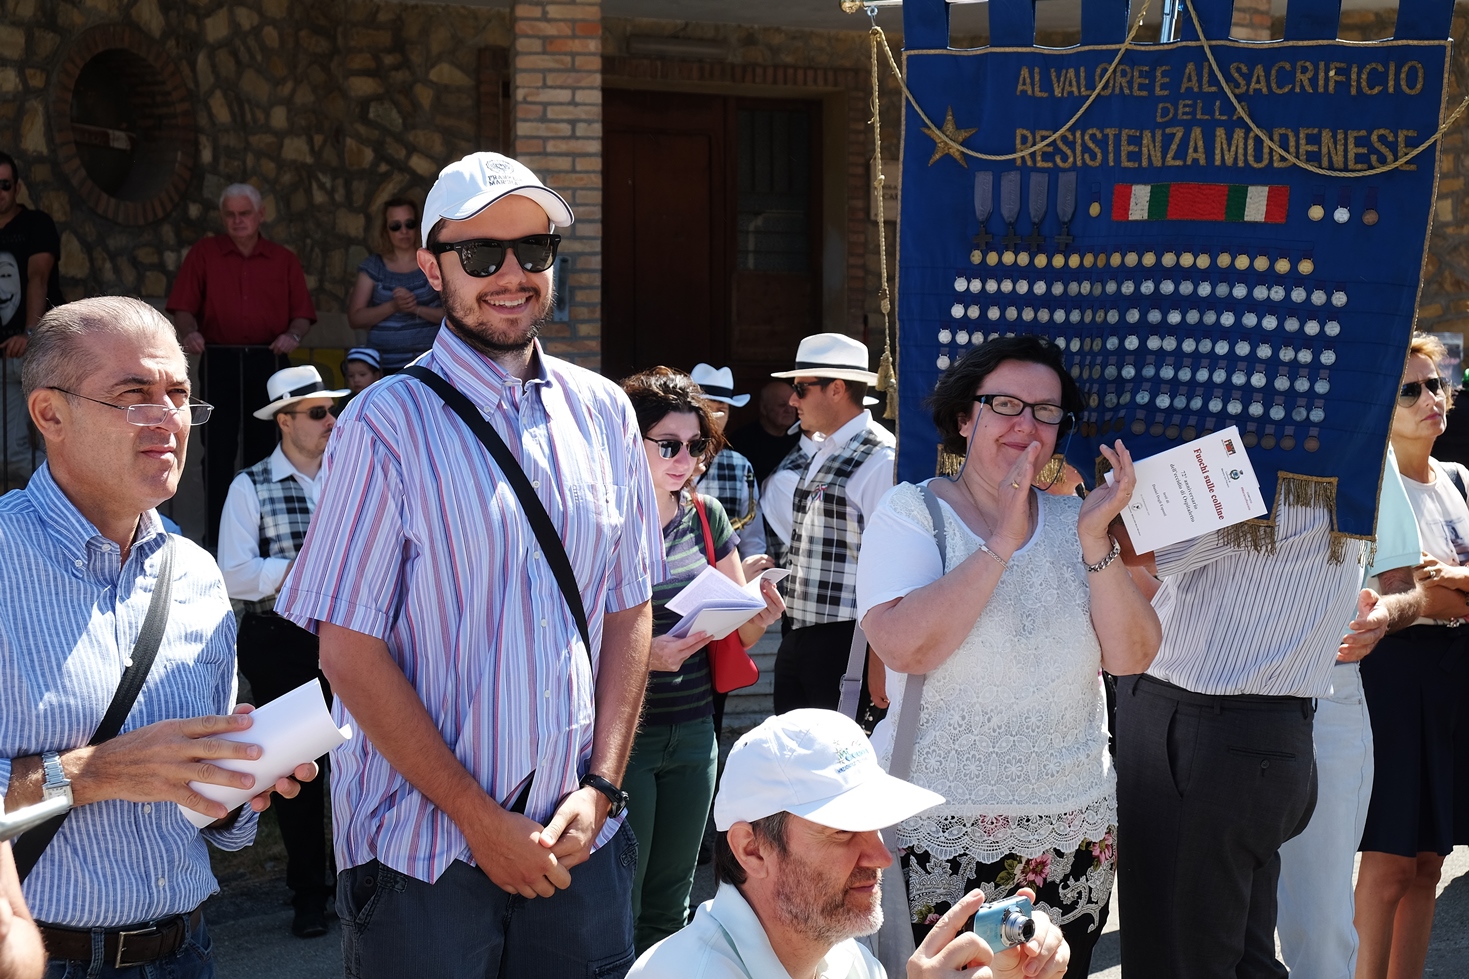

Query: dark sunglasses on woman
[644,436,710,459]
[428,234,562,276]
[283,405,333,421]
[387,219,419,232]
[1398,376,1445,406]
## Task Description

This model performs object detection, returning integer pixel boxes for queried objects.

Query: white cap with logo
[713,709,944,833]
[421,152,575,247]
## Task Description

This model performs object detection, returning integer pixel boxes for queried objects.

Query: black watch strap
[579,773,628,818]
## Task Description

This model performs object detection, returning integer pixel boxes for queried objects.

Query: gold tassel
[876,345,896,420]
[1036,453,1065,487]
[936,445,964,476]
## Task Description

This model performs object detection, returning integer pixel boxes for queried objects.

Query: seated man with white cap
[628,709,1068,979]
[691,363,767,563]
[217,364,348,938]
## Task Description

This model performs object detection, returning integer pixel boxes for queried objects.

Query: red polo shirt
[166,234,316,345]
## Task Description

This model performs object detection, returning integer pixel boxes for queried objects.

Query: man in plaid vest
[769,335,895,719]
[217,364,347,939]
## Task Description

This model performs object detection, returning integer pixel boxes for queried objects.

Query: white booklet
[1107,425,1266,554]
[666,566,789,641]
[179,678,352,828]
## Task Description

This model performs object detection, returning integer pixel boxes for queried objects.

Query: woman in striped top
[620,367,785,954]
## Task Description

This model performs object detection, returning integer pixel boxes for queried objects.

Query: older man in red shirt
[168,183,316,546]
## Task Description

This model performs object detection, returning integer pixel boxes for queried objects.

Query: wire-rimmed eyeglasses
[49,388,214,426]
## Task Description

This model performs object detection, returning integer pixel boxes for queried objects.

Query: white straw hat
[690,364,750,407]
[253,365,349,420]
[771,333,879,385]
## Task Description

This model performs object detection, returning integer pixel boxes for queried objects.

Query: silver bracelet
[977,541,1008,570]
[1083,536,1121,573]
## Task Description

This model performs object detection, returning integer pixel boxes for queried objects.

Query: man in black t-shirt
[0,151,61,488]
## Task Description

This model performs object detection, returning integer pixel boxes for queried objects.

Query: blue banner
[895,1,1454,541]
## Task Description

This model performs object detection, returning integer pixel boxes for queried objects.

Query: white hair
[219,183,262,210]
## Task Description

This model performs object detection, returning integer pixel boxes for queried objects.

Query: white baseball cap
[421,152,574,247]
[713,709,944,832]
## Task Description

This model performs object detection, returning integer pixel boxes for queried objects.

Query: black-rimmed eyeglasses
[1398,377,1445,407]
[644,436,710,459]
[49,388,213,426]
[428,234,561,276]
[973,394,1068,425]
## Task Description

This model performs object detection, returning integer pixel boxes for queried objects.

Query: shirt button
[156,876,166,887]
[143,804,152,813]
[533,551,541,560]
[544,690,551,698]
[74,559,84,568]
[532,480,541,490]
[540,618,548,627]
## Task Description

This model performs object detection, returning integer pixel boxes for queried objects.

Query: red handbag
[690,494,761,693]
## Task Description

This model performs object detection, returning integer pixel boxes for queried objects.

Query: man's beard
[441,280,555,357]
[773,855,885,947]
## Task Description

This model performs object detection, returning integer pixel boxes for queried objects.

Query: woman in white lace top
[855,336,1161,975]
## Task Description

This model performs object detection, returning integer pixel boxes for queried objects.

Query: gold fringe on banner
[936,445,965,476]
[1217,473,1373,565]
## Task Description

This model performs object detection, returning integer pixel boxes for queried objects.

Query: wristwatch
[579,773,629,818]
[41,751,73,806]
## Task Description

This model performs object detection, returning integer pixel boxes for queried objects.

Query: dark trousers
[773,620,884,729]
[336,823,638,979]
[202,347,286,547]
[1115,674,1318,979]
[236,612,334,908]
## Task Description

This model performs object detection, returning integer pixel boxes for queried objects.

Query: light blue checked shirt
[0,464,256,928]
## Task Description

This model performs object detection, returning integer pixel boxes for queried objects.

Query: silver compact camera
[964,895,1035,949]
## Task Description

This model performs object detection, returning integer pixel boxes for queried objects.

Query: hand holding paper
[178,679,351,828]
[665,566,790,641]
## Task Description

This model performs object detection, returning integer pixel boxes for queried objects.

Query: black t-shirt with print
[0,207,62,339]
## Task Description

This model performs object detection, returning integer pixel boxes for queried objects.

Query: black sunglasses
[791,379,835,398]
[387,219,419,232]
[0,180,12,192]
[429,234,561,276]
[282,405,332,421]
[1399,376,1445,407]
[644,436,710,459]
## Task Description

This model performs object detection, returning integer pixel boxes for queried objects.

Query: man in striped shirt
[277,153,664,979]
[0,297,315,977]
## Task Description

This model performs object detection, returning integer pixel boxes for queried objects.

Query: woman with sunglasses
[619,367,785,954]
[854,336,1160,976]
[347,197,442,370]
[1353,334,1469,979]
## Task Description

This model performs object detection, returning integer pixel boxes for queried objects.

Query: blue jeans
[43,917,214,979]
[337,821,638,979]
[623,716,718,953]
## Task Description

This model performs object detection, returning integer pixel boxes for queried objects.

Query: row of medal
[952,273,1348,307]
[970,247,1318,276]
[1079,413,1324,453]
[939,332,1341,368]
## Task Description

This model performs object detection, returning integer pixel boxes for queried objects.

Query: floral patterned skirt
[901,826,1117,975]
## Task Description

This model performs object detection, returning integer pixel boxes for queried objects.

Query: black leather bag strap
[403,366,592,660]
[15,535,176,882]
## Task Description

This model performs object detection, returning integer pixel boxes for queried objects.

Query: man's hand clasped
[462,785,609,900]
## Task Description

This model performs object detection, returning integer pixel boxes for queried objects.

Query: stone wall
[0,0,507,321]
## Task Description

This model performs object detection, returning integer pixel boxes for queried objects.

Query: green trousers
[623,715,718,954]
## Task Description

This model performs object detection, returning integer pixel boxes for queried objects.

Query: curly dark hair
[620,366,726,470]
[927,335,1084,456]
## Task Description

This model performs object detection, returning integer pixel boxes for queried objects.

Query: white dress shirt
[628,882,884,979]
[217,445,321,601]
[760,412,895,546]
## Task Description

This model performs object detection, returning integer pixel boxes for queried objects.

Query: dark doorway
[603,89,822,414]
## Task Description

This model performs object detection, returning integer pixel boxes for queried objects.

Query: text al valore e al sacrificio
[1009,58,1433,171]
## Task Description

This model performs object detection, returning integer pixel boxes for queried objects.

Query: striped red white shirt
[277,328,664,884]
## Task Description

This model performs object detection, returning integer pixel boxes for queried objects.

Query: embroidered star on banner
[923,106,977,167]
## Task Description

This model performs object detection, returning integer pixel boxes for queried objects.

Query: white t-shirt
[1399,458,1469,567]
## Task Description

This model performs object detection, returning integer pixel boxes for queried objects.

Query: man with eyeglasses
[217,365,347,939]
[275,152,664,978]
[0,151,62,490]
[768,334,896,721]
[0,296,316,978]
[167,182,317,548]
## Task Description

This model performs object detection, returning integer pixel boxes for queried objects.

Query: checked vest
[785,425,892,629]
[235,456,313,615]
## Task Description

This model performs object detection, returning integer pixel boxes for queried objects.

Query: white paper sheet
[179,678,352,828]
[1107,426,1266,553]
[665,567,788,640]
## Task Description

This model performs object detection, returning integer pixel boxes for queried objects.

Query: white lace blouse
[855,480,1116,863]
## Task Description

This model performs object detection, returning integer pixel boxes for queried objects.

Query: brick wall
[514,0,603,367]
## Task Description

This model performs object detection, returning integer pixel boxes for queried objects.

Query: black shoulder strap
[402,366,593,660]
[1446,462,1468,503]
[15,534,176,882]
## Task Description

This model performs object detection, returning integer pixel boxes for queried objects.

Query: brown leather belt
[39,907,203,968]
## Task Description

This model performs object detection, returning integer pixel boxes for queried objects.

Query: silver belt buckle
[114,927,156,969]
